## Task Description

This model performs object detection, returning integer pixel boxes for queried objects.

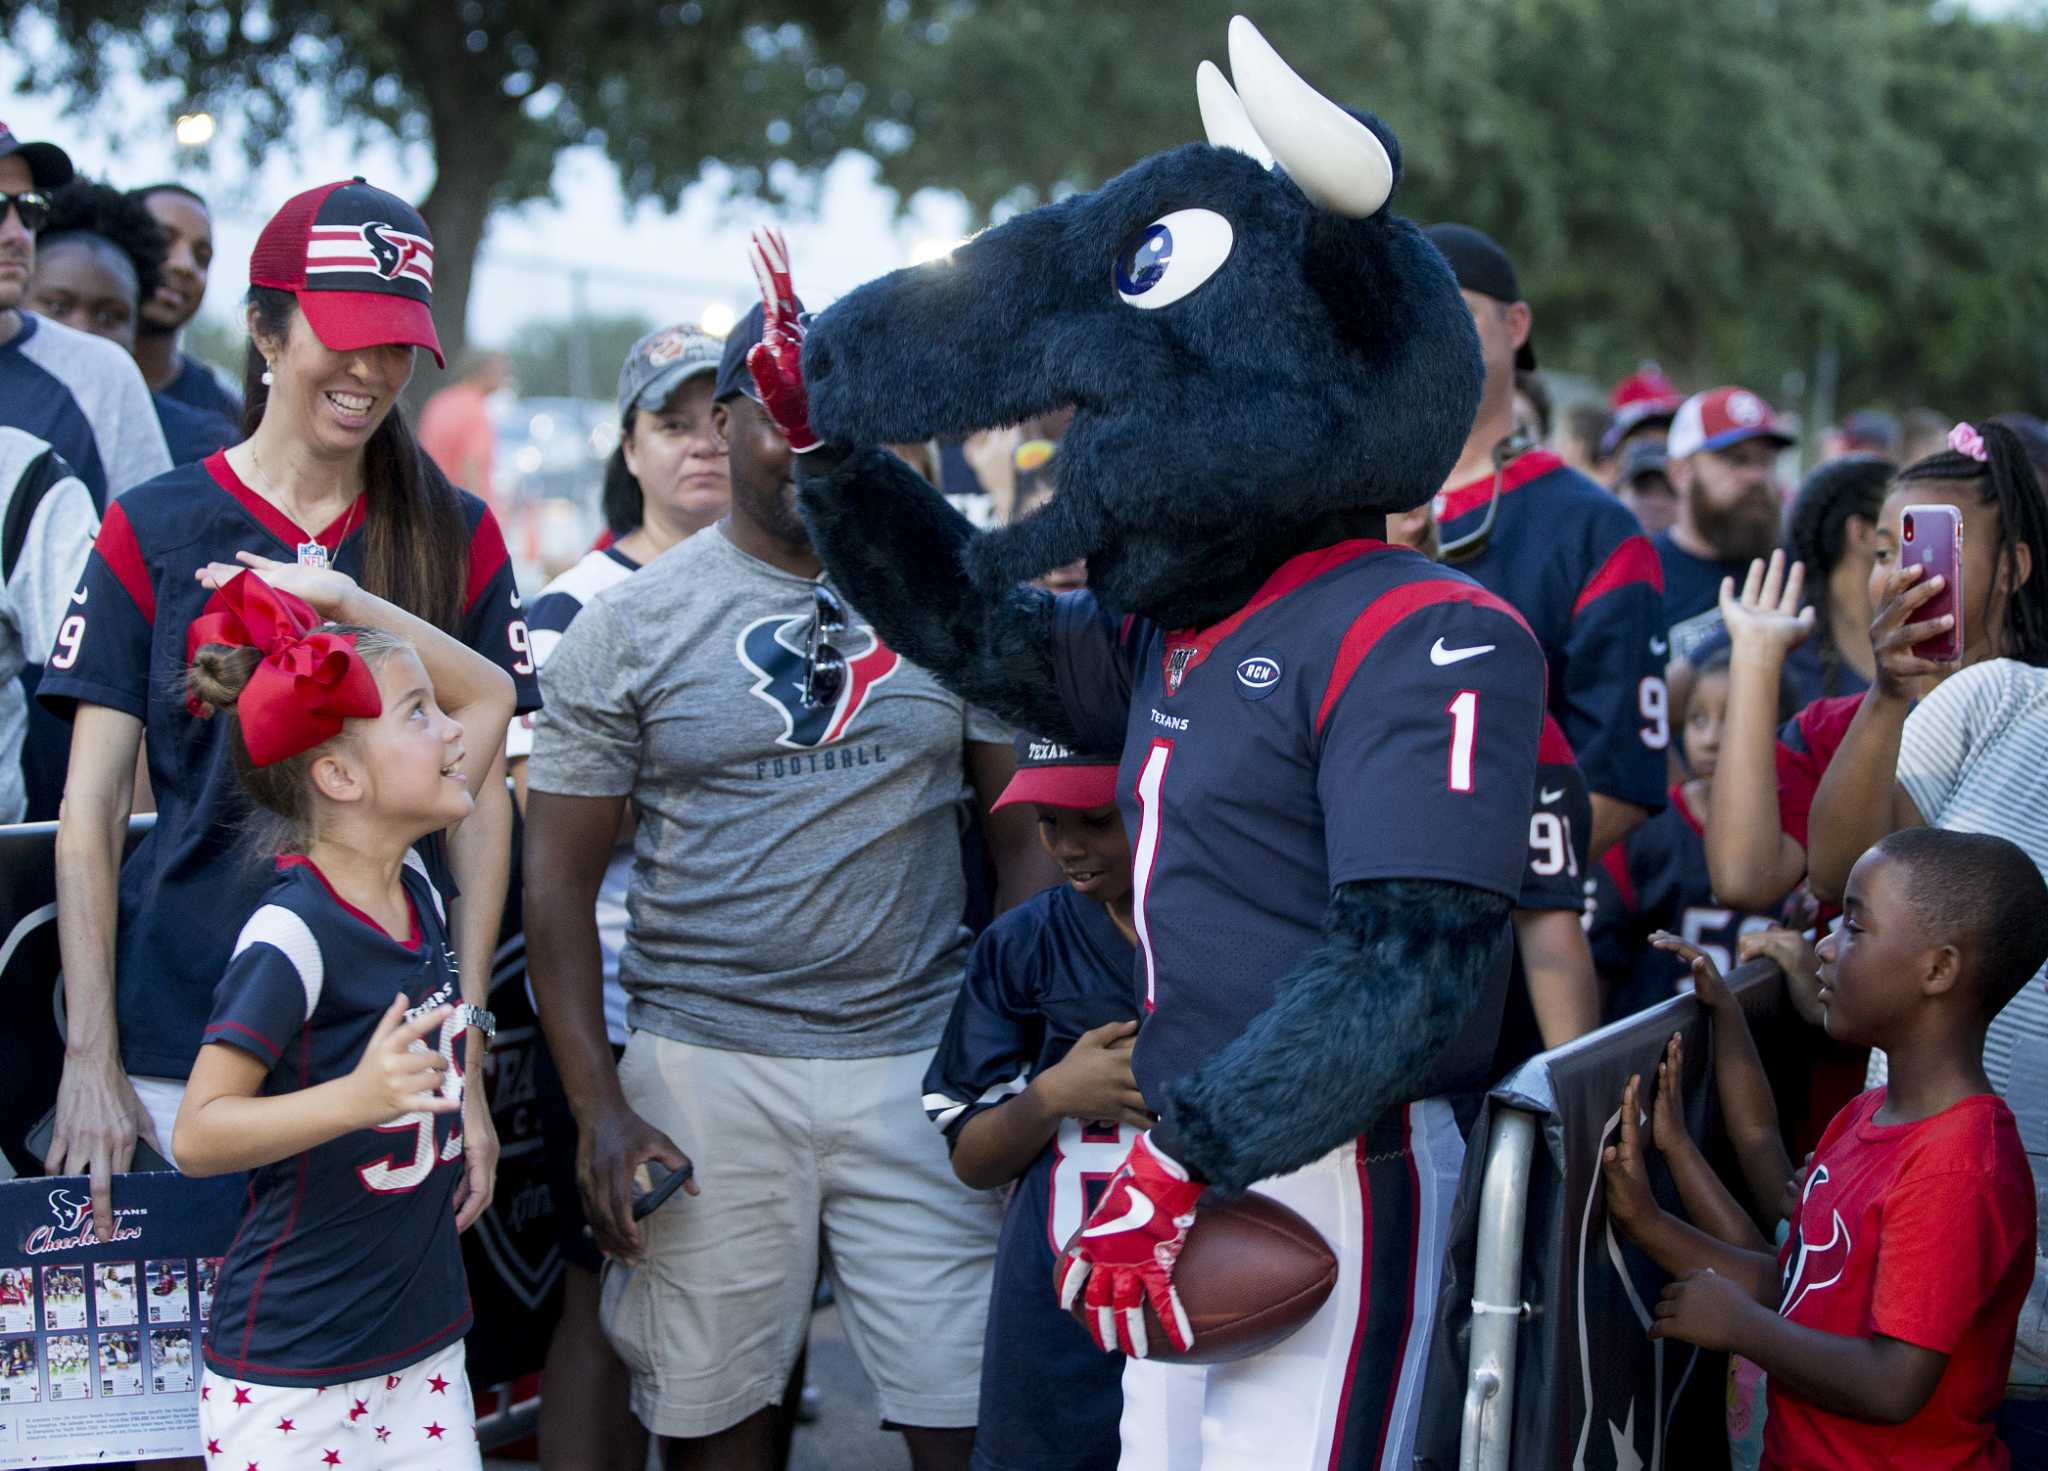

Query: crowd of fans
[4,107,2048,1471]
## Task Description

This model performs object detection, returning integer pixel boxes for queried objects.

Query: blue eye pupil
[1115,224,1174,295]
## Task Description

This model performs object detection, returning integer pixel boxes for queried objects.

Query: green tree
[2,0,937,374]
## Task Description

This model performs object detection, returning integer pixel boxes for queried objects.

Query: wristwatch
[453,1003,497,1047]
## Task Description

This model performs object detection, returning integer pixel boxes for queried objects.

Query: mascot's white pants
[1119,1098,1463,1471]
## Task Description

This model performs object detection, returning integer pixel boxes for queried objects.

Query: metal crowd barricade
[1434,960,1790,1471]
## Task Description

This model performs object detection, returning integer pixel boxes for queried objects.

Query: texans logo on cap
[1726,390,1764,426]
[305,219,434,291]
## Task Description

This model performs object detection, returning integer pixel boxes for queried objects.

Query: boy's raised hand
[1650,1268,1757,1352]
[1651,1033,1694,1157]
[1037,1020,1153,1131]
[1718,550,1814,659]
[1601,1074,1659,1234]
[349,995,457,1127]
[1650,930,1728,1006]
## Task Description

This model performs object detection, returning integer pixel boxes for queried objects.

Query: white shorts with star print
[197,1338,479,1470]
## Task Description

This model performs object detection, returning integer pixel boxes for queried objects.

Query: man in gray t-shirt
[524,302,1054,1468]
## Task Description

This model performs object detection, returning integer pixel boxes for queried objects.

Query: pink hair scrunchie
[1949,422,1989,463]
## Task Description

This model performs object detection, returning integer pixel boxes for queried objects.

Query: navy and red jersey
[922,882,1139,1471]
[1491,716,1595,1079]
[1434,451,1669,813]
[202,853,470,1386]
[1588,783,1776,1018]
[37,451,540,1080]
[1050,539,1546,1104]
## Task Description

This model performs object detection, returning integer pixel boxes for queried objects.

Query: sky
[0,38,974,348]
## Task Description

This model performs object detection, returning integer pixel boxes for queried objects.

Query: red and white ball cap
[250,177,444,367]
[1667,386,1795,460]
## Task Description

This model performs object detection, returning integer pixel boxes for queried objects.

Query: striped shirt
[0,428,96,821]
[1894,658,2048,1092]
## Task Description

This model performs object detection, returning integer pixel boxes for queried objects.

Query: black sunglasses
[0,191,50,234]
[800,582,847,710]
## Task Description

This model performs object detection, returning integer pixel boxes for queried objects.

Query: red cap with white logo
[249,178,444,367]
[1666,386,1796,460]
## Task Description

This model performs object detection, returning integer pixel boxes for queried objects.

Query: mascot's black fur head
[802,17,1481,629]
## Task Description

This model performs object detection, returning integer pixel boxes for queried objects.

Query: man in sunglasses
[525,301,1057,1471]
[1425,222,1669,860]
[0,124,169,510]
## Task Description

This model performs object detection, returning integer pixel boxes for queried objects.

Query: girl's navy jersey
[1588,783,1776,1017]
[1491,716,1595,1079]
[1049,539,1546,1104]
[1434,450,1670,813]
[922,882,1140,1471]
[37,451,540,1080]
[202,853,470,1386]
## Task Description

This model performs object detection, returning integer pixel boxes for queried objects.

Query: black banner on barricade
[0,821,153,1182]
[0,1169,242,1467]
[1414,965,1789,1471]
[455,817,563,1390]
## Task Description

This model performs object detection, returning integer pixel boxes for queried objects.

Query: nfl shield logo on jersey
[1164,646,1197,695]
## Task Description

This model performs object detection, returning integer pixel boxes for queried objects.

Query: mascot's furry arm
[796,444,1082,745]
[1156,879,1512,1195]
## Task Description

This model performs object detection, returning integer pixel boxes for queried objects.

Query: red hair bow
[185,571,382,767]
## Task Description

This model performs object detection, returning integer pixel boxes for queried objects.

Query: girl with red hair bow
[167,560,512,1471]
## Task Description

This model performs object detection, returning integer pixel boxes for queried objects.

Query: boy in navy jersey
[1603,829,2047,1470]
[1591,647,1792,1018]
[924,734,1145,1471]
[169,565,515,1469]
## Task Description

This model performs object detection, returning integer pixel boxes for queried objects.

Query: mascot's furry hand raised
[1056,1132,1204,1357]
[745,226,819,452]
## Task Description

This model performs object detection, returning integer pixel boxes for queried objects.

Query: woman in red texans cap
[37,179,540,1245]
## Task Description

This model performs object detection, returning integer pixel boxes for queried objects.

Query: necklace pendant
[297,541,329,569]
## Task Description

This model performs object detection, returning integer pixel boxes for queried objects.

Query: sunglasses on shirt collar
[801,582,847,710]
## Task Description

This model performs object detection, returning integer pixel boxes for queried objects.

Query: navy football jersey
[922,882,1139,1471]
[1491,716,1596,1078]
[37,451,540,1080]
[1588,782,1776,1018]
[1051,539,1546,1103]
[202,853,470,1385]
[1435,451,1670,813]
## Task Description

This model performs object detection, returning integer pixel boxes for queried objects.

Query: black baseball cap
[715,295,807,404]
[0,122,74,191]
[1423,222,1535,371]
[992,731,1120,812]
[1617,441,1671,490]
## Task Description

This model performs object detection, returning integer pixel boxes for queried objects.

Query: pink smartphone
[1901,504,1963,662]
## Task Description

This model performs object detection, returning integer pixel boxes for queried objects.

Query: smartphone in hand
[631,1159,694,1221]
[1902,504,1964,663]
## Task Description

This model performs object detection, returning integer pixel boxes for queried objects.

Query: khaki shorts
[601,1035,1006,1438]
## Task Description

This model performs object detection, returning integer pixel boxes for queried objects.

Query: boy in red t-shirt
[1605,826,2048,1468]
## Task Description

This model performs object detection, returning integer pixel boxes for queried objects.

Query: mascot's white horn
[1226,14,1393,219]
[1196,59,1276,168]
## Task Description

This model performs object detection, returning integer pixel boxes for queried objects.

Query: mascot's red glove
[745,226,820,453]
[1056,1131,1204,1357]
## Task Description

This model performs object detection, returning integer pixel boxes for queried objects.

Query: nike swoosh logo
[1081,1192,1154,1238]
[1540,786,1565,804]
[1430,638,1495,666]
[1650,637,1669,655]
[69,587,87,605]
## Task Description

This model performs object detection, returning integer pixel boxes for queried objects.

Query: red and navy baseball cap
[1598,365,1683,458]
[250,178,443,367]
[992,732,1121,812]
[0,123,73,191]
[1667,386,1796,460]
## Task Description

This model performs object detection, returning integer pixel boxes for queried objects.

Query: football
[1065,1190,1338,1365]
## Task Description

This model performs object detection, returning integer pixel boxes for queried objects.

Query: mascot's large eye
[1113,208,1234,310]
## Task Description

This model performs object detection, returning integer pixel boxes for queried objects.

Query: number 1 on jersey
[1131,740,1172,1011]
[1446,690,1479,793]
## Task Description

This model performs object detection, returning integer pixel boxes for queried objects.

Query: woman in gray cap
[507,321,727,1471]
